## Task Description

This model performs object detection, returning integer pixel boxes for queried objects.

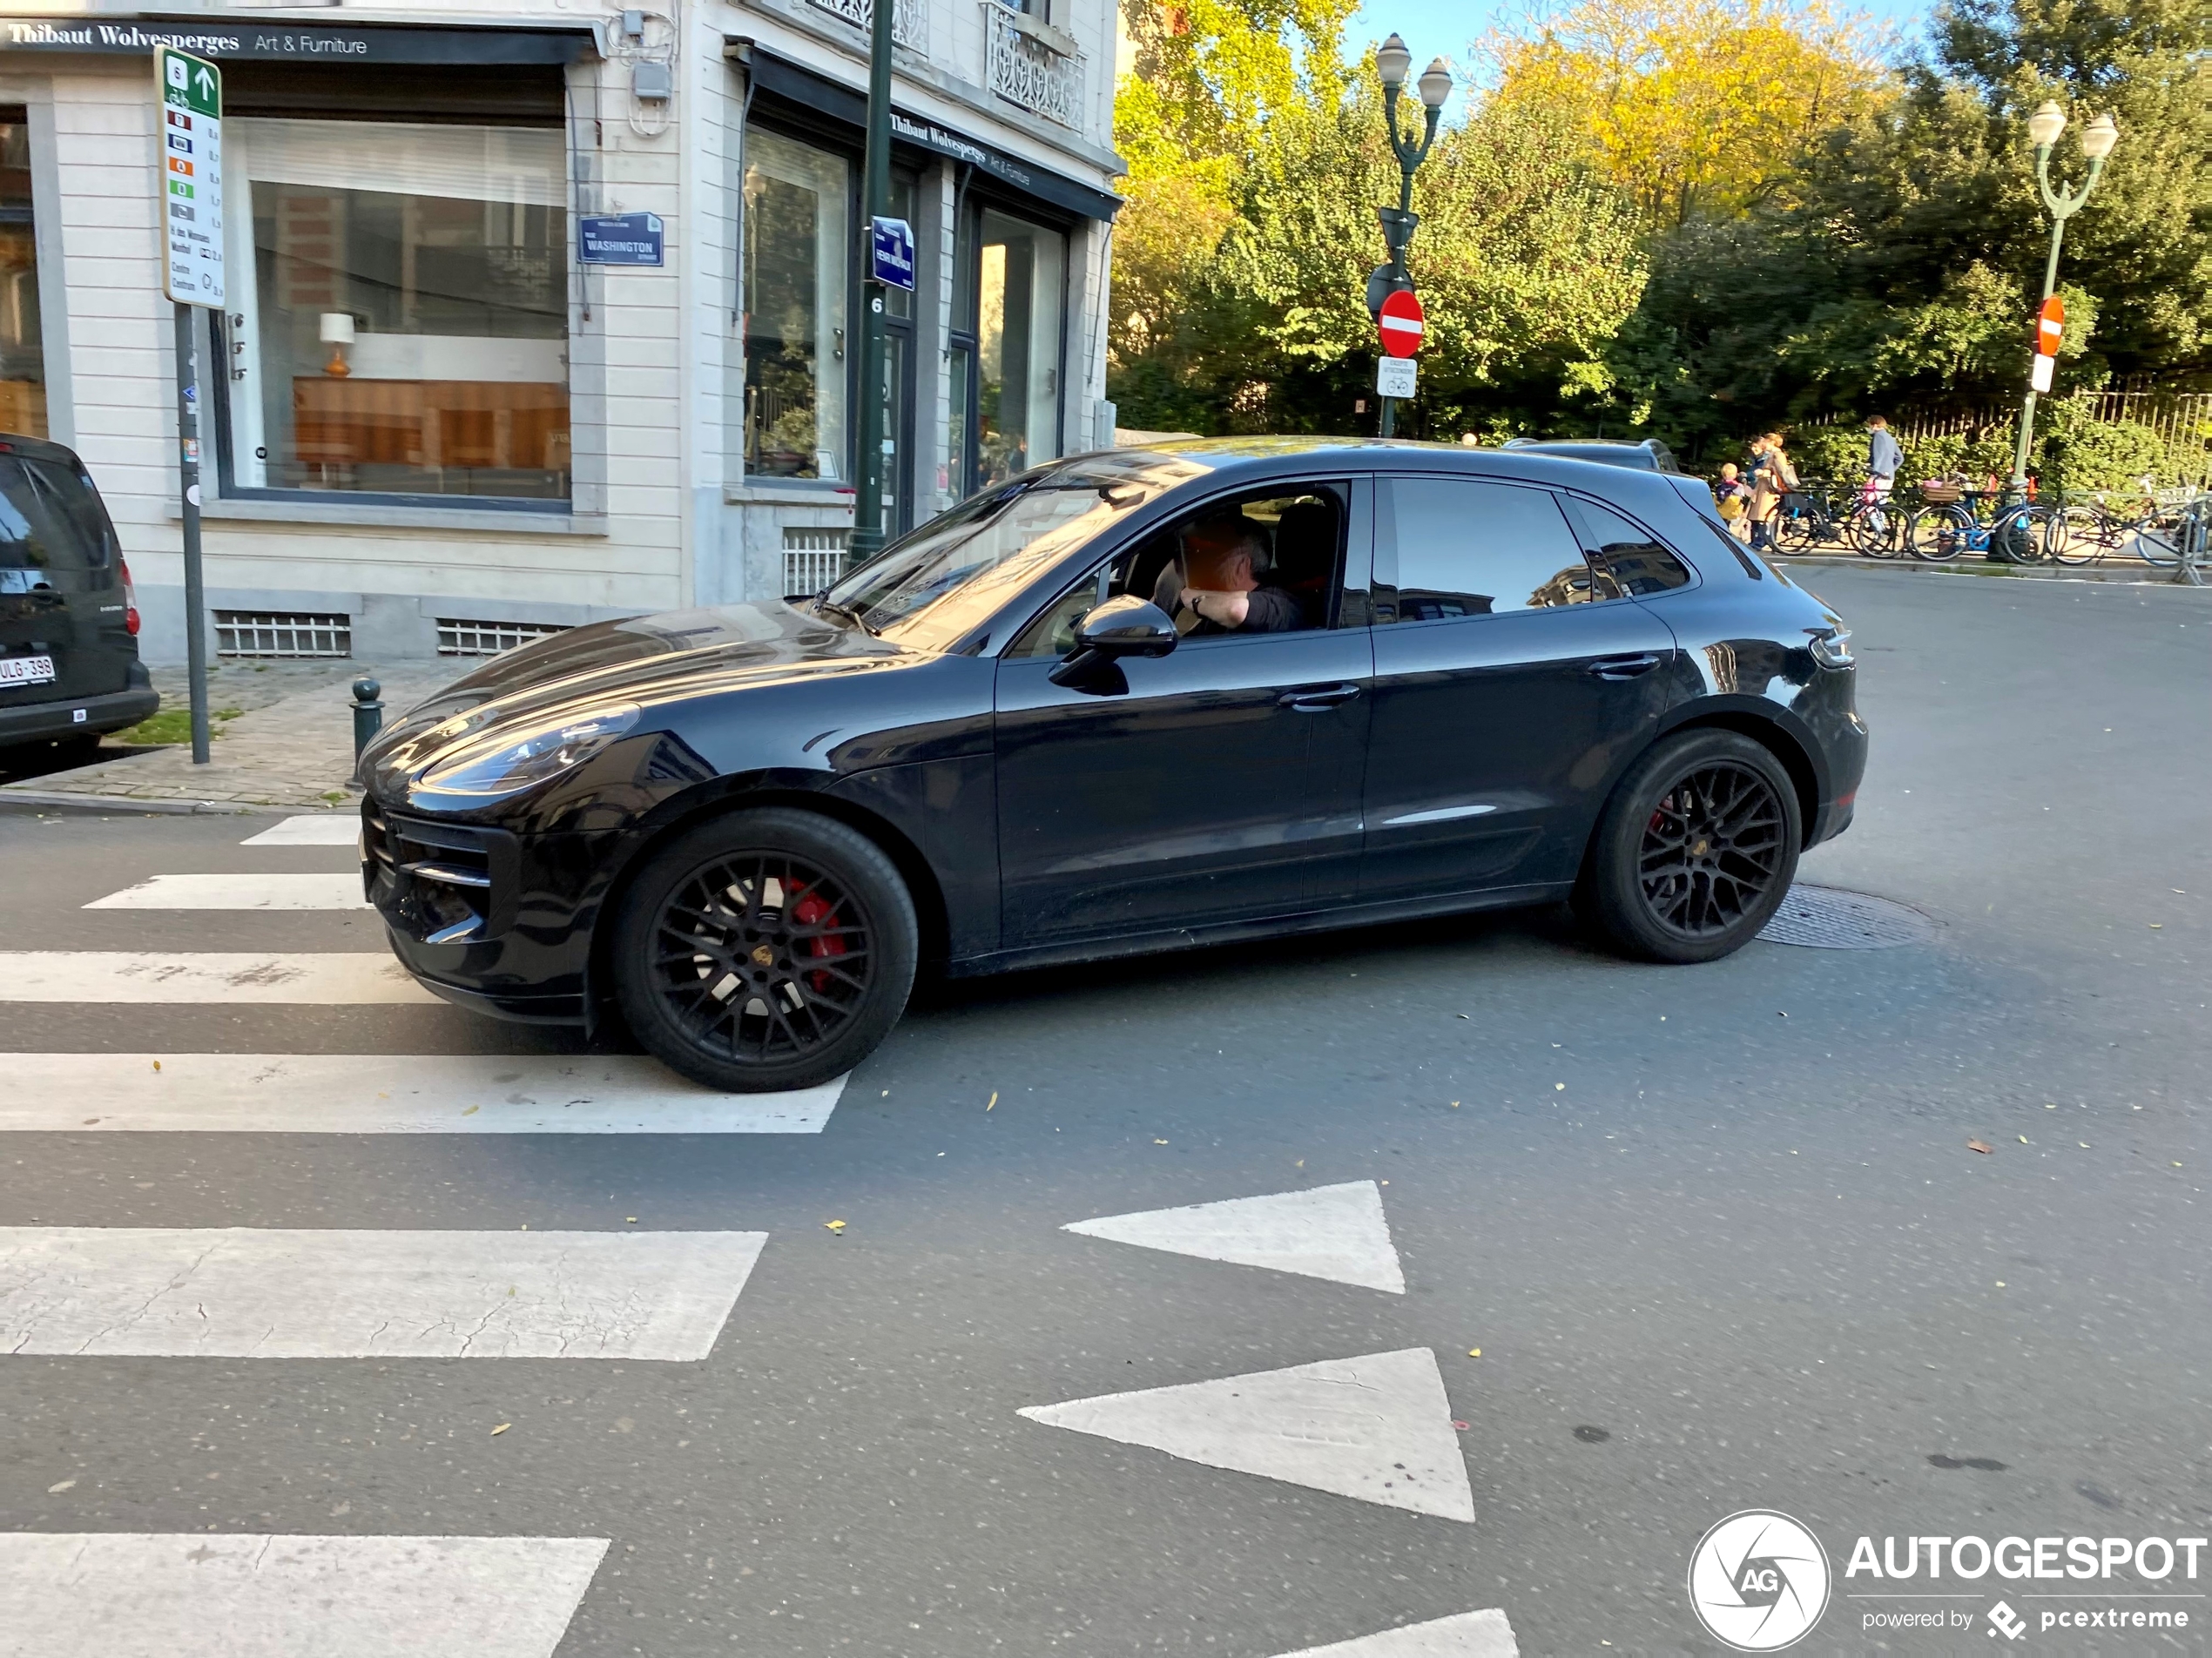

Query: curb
[1777,554,2202,587]
[0,789,286,816]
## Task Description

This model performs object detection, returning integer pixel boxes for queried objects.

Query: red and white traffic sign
[2035,294,2065,356]
[1378,287,1425,358]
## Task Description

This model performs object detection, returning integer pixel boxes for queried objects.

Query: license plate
[0,654,56,688]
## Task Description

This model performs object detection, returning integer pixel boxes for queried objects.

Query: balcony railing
[802,0,927,51]
[983,3,1084,130]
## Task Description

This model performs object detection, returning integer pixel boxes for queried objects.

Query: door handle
[1278,682,1362,711]
[1588,653,1661,681]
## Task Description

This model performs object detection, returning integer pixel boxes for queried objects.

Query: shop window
[0,114,44,439]
[743,127,850,481]
[975,209,1064,489]
[220,118,569,503]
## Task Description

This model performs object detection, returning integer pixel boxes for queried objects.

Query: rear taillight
[120,557,140,636]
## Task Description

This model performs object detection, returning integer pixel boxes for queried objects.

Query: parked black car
[361,438,1865,1092]
[1502,436,1682,475]
[0,434,157,763]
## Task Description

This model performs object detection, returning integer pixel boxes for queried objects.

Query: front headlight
[415,704,642,799]
[1807,627,1854,669]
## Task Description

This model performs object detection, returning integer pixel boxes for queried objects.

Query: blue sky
[1342,0,1934,83]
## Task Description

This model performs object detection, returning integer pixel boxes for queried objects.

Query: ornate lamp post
[1371,35,1452,438]
[2009,101,2119,495]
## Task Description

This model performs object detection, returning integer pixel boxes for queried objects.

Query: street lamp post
[848,0,898,568]
[1372,35,1451,439]
[2009,101,2119,495]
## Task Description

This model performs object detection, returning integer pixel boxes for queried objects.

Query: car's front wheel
[611,808,918,1093]
[1580,730,1801,964]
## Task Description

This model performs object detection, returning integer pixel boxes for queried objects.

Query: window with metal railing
[435,617,570,657]
[213,610,351,657]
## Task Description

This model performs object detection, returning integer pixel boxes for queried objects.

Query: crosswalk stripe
[0,1533,607,1658]
[1,1055,842,1135]
[0,953,435,1004]
[239,814,361,847]
[84,873,369,911]
[0,1227,767,1359]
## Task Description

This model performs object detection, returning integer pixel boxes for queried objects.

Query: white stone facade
[0,0,1120,662]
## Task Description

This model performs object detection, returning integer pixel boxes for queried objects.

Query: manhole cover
[1759,886,1936,949]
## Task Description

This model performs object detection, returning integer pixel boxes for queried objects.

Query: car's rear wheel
[1581,730,1800,964]
[611,808,917,1093]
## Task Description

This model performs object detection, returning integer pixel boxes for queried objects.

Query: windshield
[821,452,1208,651]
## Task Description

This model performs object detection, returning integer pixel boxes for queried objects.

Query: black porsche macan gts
[360,438,1866,1092]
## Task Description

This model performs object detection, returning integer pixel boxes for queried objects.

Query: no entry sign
[2035,294,2066,356]
[1378,287,1424,358]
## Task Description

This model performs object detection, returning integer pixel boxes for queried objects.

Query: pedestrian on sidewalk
[1747,433,1797,551]
[1712,463,1752,541]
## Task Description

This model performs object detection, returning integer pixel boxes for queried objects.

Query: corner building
[0,0,1119,662]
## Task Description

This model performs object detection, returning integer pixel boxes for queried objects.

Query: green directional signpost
[155,44,223,765]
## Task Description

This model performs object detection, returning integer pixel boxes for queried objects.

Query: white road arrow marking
[1064,1181,1406,1292]
[1270,1609,1520,1657]
[1021,1347,1474,1520]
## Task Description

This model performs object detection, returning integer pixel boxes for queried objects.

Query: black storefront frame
[205,57,579,516]
[732,44,1108,507]
[737,100,923,532]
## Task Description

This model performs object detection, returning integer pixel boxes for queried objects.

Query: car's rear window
[0,455,115,575]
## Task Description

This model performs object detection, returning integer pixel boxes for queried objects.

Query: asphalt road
[1,565,2207,1656]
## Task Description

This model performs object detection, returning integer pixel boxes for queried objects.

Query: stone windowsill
[173,496,612,536]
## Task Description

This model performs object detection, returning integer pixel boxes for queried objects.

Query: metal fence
[1803,392,2212,484]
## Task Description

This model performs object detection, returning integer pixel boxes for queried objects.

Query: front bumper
[364,799,603,1025]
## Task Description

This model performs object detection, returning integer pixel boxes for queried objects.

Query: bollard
[351,677,383,761]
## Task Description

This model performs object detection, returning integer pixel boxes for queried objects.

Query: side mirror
[1073,594,1177,657]
[1048,594,1177,690]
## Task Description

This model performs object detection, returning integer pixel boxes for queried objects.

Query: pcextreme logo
[1687,1510,1832,1650]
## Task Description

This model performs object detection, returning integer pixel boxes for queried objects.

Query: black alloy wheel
[1581,730,1801,964]
[612,809,918,1093]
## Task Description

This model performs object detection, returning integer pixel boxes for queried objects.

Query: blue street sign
[870,215,916,291]
[578,212,664,266]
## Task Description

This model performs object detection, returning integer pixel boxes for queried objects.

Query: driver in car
[1151,515,1303,635]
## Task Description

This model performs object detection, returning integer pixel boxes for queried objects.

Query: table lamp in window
[319,312,355,378]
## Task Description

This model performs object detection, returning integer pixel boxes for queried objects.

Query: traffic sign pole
[156,46,224,765]
[1374,287,1424,439]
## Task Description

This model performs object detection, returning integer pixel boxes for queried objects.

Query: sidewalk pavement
[0,659,457,814]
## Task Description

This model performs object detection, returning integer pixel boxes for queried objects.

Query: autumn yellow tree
[1110,0,1355,373]
[1483,0,1893,226]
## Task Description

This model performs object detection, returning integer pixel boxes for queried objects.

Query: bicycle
[1905,482,2047,563]
[1767,479,1905,558]
[2044,482,2207,572]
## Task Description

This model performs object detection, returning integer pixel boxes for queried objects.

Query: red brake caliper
[792,892,846,992]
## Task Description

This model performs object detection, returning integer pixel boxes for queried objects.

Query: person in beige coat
[1747,432,1798,551]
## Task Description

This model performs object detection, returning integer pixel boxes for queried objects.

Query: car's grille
[361,802,518,945]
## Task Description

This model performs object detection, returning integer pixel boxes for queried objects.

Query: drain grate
[1759,886,1936,949]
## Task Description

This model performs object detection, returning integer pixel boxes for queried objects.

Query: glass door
[974,208,1065,489]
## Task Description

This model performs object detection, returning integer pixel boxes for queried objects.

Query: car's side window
[1375,477,1607,623]
[1003,482,1350,657]
[1563,498,1694,596]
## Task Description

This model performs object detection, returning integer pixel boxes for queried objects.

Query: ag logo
[1687,1509,1831,1650]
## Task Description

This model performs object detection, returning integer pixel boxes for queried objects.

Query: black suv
[1501,437,1682,475]
[0,434,157,762]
